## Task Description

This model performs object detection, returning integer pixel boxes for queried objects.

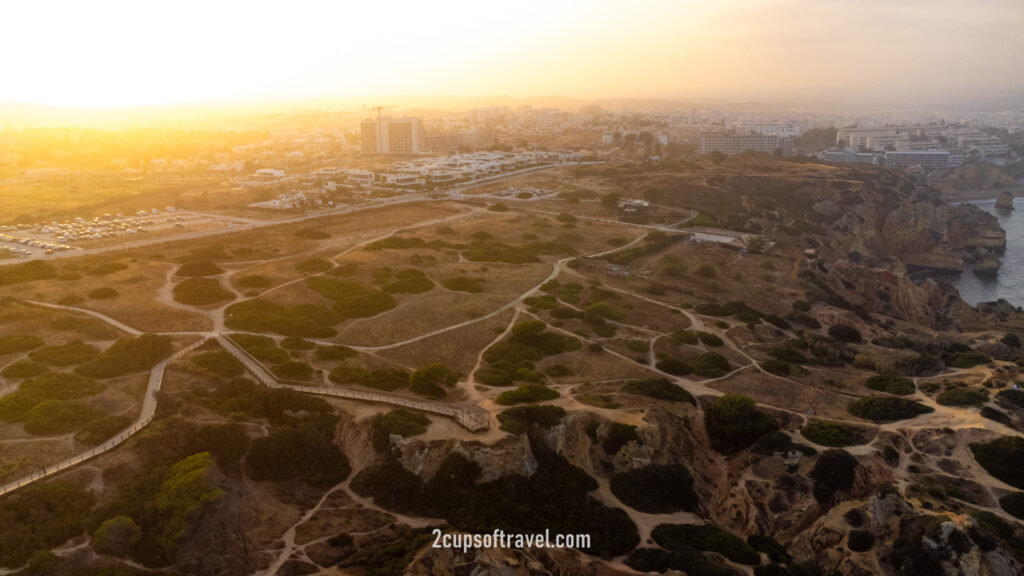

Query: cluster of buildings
[821,124,1011,170]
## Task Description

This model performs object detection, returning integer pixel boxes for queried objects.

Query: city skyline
[4,0,1024,110]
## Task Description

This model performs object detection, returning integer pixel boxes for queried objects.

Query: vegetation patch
[24,400,104,435]
[970,436,1024,489]
[704,394,778,454]
[478,320,580,386]
[410,362,458,398]
[294,228,330,239]
[0,360,48,379]
[496,384,559,405]
[936,387,989,406]
[272,360,314,381]
[865,374,915,395]
[235,274,272,288]
[173,277,234,305]
[75,414,134,445]
[225,299,339,338]
[330,365,410,391]
[29,340,99,366]
[610,464,699,514]
[305,276,397,318]
[0,481,94,568]
[0,334,45,356]
[350,438,638,558]
[315,344,357,361]
[998,492,1024,520]
[231,333,289,364]
[848,397,933,421]
[0,260,58,286]
[371,409,431,451]
[801,420,864,447]
[245,423,350,487]
[621,378,695,404]
[176,260,223,277]
[691,352,732,378]
[497,405,567,434]
[651,523,761,565]
[50,316,118,338]
[601,422,640,454]
[77,334,173,378]
[88,287,119,299]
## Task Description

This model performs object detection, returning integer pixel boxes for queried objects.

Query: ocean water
[927,197,1024,308]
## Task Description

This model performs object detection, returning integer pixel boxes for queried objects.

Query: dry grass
[709,368,855,420]
[376,308,515,374]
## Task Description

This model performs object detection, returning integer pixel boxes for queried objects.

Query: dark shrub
[865,374,915,395]
[610,464,698,513]
[828,324,862,343]
[848,396,933,421]
[847,530,875,552]
[497,405,566,433]
[656,358,692,375]
[602,422,639,454]
[496,384,559,405]
[811,449,859,491]
[651,523,760,565]
[621,378,695,404]
[970,436,1024,489]
[176,260,223,277]
[705,394,778,454]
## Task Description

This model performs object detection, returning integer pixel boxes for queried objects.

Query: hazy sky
[4,0,1023,108]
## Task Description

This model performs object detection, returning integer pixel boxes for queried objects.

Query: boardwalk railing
[217,334,490,432]
[0,337,207,497]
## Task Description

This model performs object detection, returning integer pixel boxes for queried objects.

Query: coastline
[941,187,1023,203]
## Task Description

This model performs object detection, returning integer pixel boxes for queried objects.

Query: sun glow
[3,0,1023,109]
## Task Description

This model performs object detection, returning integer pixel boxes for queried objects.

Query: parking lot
[0,208,238,259]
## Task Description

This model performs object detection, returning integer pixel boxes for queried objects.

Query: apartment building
[699,131,794,156]
[360,117,424,154]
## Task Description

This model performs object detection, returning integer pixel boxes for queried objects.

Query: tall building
[360,117,424,154]
[699,131,794,156]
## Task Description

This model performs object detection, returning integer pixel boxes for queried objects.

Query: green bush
[0,260,58,286]
[371,409,431,451]
[848,397,933,421]
[176,260,223,277]
[306,276,396,318]
[936,388,989,406]
[410,363,458,396]
[75,414,133,445]
[697,331,724,347]
[76,334,173,378]
[93,515,143,556]
[497,405,566,434]
[691,352,731,378]
[382,269,434,294]
[88,287,119,299]
[0,334,44,355]
[828,324,862,343]
[273,360,314,381]
[802,421,862,447]
[651,523,761,565]
[621,378,695,404]
[29,339,99,366]
[496,384,559,405]
[810,449,859,491]
[329,365,409,391]
[655,358,691,375]
[280,335,315,350]
[24,400,104,435]
[998,492,1024,519]
[970,436,1024,489]
[0,481,94,567]
[442,276,483,292]
[0,372,105,422]
[173,277,234,305]
[705,394,778,454]
[865,374,915,395]
[602,422,640,454]
[191,350,245,377]
[0,360,48,379]
[231,333,290,363]
[610,464,698,513]
[85,261,128,276]
[847,529,875,552]
[235,274,272,288]
[245,423,351,487]
[626,340,649,353]
[545,364,574,377]
[952,351,991,368]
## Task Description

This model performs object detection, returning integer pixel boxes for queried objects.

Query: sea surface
[927,197,1024,308]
